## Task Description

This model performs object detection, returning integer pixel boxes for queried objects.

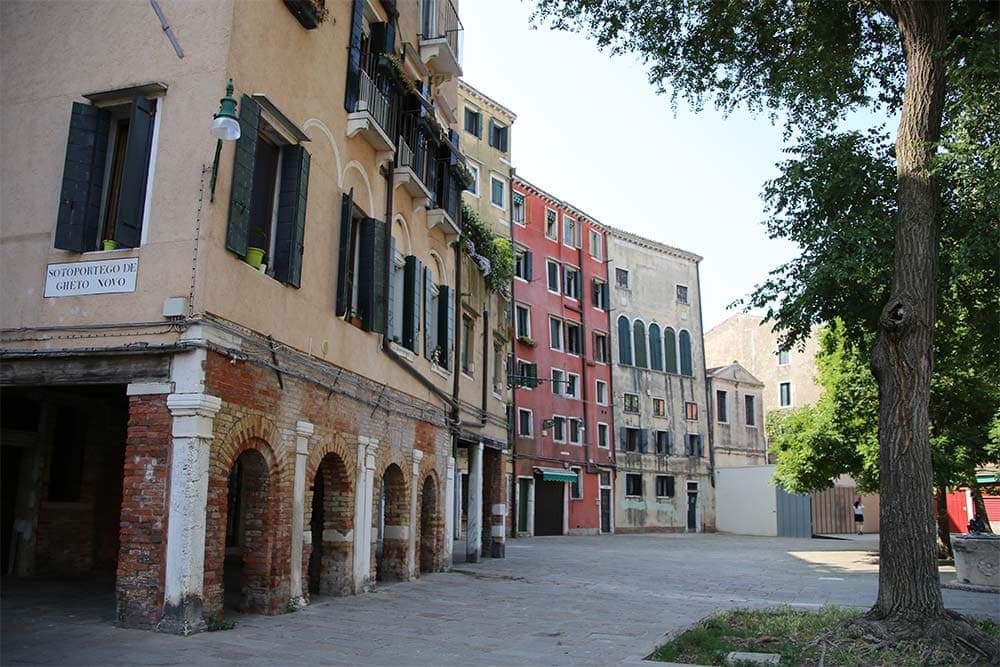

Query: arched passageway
[376,464,408,581]
[307,452,353,597]
[419,474,440,574]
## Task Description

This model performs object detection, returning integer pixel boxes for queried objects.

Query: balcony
[393,118,433,208]
[427,137,463,238]
[347,55,399,162]
[419,0,463,80]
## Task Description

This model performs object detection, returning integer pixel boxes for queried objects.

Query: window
[464,107,482,137]
[679,329,693,376]
[593,332,609,363]
[488,118,509,152]
[597,423,609,449]
[54,94,161,253]
[553,416,566,442]
[625,474,643,497]
[656,475,675,498]
[490,175,506,209]
[685,402,699,421]
[745,395,757,426]
[461,315,474,375]
[466,162,480,196]
[623,393,640,413]
[551,369,564,396]
[648,324,663,371]
[565,372,579,399]
[389,252,405,343]
[517,408,533,436]
[592,279,609,310]
[516,360,539,388]
[676,284,689,304]
[621,427,643,452]
[570,468,582,498]
[515,303,531,339]
[514,247,532,281]
[617,316,633,365]
[424,278,455,370]
[513,192,525,225]
[569,419,583,445]
[778,349,790,365]
[780,382,792,407]
[549,317,563,351]
[565,323,581,355]
[716,390,728,423]
[546,259,560,292]
[563,266,580,299]
[615,267,630,289]
[653,398,666,417]
[664,327,678,373]
[563,215,578,247]
[493,344,505,394]
[545,209,558,240]
[654,431,672,455]
[337,194,390,332]
[684,434,704,456]
[633,320,648,368]
[589,229,602,259]
[595,380,608,405]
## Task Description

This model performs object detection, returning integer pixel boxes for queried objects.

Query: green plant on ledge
[378,52,418,97]
[517,336,537,348]
[282,0,328,29]
[461,203,513,293]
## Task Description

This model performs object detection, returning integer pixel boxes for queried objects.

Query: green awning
[535,467,578,483]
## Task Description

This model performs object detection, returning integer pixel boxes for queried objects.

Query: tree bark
[934,487,952,560]
[868,0,948,621]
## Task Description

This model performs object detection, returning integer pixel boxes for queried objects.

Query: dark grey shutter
[403,255,421,351]
[273,144,310,287]
[336,189,354,317]
[344,0,364,112]
[667,476,675,497]
[601,282,610,311]
[424,268,434,358]
[358,218,387,333]
[619,428,627,452]
[226,95,260,258]
[112,97,156,248]
[55,103,110,252]
[665,431,672,455]
[499,126,508,152]
[488,118,496,148]
[437,285,453,369]
[387,237,397,336]
[696,435,704,457]
[638,429,648,454]
[524,250,533,281]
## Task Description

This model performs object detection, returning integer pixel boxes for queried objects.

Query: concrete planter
[952,534,1000,590]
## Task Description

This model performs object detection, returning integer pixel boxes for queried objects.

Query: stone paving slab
[2,533,997,666]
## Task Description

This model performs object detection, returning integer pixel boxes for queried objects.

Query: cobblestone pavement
[2,533,997,666]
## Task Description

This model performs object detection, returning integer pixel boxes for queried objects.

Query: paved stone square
[3,533,997,666]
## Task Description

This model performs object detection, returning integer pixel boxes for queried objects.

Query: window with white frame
[552,416,566,442]
[623,393,640,413]
[593,332,608,363]
[654,431,672,455]
[464,107,482,137]
[512,192,525,225]
[592,278,609,310]
[515,303,531,339]
[490,175,506,209]
[589,229,602,259]
[652,397,666,417]
[625,473,643,497]
[563,215,579,247]
[676,284,689,304]
[615,267,630,289]
[565,322,582,355]
[461,315,474,375]
[389,250,405,343]
[551,368,564,396]
[685,402,699,420]
[514,246,531,281]
[716,390,728,422]
[563,266,580,299]
[780,382,792,407]
[595,379,608,405]
[545,208,557,240]
[597,422,609,449]
[778,349,790,365]
[546,259,560,293]
[656,475,675,497]
[517,408,533,436]
[549,316,563,351]
[745,394,757,426]
[565,372,579,399]
[466,162,480,196]
[569,418,583,445]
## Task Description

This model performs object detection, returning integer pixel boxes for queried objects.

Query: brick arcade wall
[305,451,354,597]
[417,471,444,573]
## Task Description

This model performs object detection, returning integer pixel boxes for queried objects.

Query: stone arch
[418,471,442,574]
[427,250,446,286]
[204,427,284,619]
[342,160,376,216]
[375,462,410,582]
[305,444,354,598]
[391,213,413,257]
[302,118,343,188]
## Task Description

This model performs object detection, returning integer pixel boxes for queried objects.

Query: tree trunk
[868,0,948,621]
[934,487,952,560]
[969,481,994,533]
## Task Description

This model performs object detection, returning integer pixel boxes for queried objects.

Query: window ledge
[430,364,451,379]
[389,341,415,361]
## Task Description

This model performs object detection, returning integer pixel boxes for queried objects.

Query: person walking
[853,499,864,534]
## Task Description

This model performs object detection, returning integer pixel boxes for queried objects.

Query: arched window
[648,323,663,371]
[633,320,648,368]
[679,329,693,376]
[664,327,678,373]
[617,315,632,365]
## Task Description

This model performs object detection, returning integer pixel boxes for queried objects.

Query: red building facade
[510,177,614,536]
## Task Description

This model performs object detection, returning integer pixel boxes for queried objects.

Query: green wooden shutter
[358,218,387,333]
[403,256,421,351]
[619,428,627,452]
[336,189,355,317]
[437,285,452,369]
[601,282,610,311]
[387,237,397,336]
[524,250,533,281]
[226,95,260,258]
[638,429,648,454]
[344,0,364,112]
[424,267,434,359]
[665,431,673,455]
[273,144,310,287]
[664,328,678,373]
[696,435,704,457]
[112,97,156,248]
[54,103,110,252]
[667,476,675,497]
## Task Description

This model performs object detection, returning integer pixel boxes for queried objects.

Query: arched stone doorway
[376,463,408,581]
[420,474,440,574]
[223,448,272,614]
[307,452,353,597]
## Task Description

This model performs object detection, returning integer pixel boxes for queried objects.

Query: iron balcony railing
[397,115,433,190]
[356,53,399,141]
[421,0,463,63]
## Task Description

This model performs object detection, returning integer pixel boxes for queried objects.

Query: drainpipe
[577,241,592,470]
[695,259,715,488]
[451,236,462,427]
[481,307,489,423]
[508,168,518,536]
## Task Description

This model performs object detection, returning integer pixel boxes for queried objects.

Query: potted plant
[245,247,266,269]
[282,0,328,29]
[517,336,537,348]
[102,239,119,251]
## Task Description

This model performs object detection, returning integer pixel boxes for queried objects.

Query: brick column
[485,448,506,558]
[288,420,313,607]
[407,449,424,578]
[158,392,221,635]
[352,437,378,593]
[466,442,483,564]
[443,456,455,568]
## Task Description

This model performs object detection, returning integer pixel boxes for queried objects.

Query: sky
[457,0,802,332]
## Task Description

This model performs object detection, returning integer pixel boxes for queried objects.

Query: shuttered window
[402,256,422,351]
[334,197,388,333]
